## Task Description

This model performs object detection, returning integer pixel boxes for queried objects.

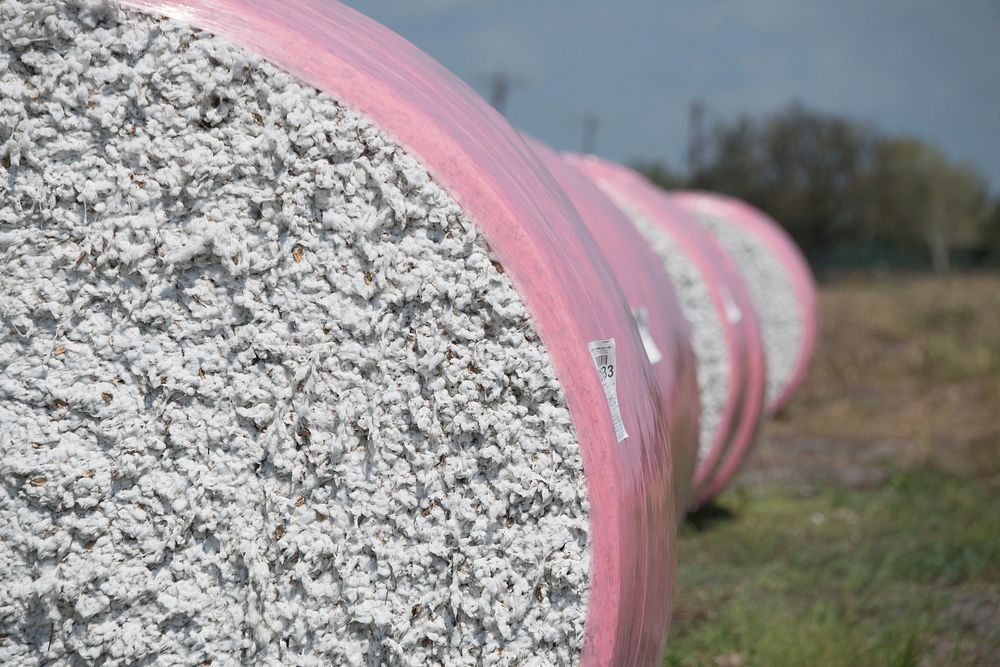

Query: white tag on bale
[632,306,663,365]
[721,287,744,324]
[588,338,628,442]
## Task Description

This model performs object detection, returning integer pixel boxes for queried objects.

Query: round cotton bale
[670,192,817,413]
[0,1,676,665]
[570,157,766,507]
[524,138,700,514]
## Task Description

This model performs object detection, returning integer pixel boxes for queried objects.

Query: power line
[688,99,707,176]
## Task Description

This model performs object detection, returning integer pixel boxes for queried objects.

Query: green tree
[635,102,995,272]
[975,199,1000,262]
[864,138,992,272]
[691,103,877,264]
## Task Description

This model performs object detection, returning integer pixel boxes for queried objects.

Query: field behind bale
[666,272,1000,667]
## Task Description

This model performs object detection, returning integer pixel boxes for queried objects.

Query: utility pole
[687,99,706,178]
[476,72,522,117]
[580,113,600,154]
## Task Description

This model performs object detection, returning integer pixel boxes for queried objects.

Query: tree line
[636,103,1000,274]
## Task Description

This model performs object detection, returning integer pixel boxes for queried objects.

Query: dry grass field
[666,272,1000,667]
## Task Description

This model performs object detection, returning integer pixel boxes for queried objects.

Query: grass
[667,468,1000,666]
[768,273,1000,466]
[665,272,1000,666]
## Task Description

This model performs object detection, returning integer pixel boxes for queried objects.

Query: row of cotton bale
[0,0,814,665]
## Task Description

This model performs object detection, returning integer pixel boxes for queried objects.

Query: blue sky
[342,0,1000,193]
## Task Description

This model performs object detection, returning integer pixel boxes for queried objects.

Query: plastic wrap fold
[671,192,818,414]
[570,157,766,506]
[526,138,700,515]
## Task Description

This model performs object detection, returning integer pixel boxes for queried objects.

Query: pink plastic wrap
[122,0,676,663]
[671,192,818,414]
[525,138,700,513]
[570,157,767,506]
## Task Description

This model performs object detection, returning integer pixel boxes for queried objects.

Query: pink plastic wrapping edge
[569,157,766,507]
[121,0,676,663]
[672,192,818,414]
[526,137,700,513]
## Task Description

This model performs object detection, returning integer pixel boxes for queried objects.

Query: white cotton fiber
[0,2,589,665]
[685,208,802,407]
[617,207,730,467]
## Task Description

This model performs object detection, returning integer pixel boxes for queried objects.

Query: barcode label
[588,338,628,443]
[632,306,663,365]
